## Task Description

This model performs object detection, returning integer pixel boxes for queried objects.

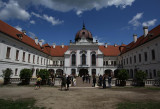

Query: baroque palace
[0,20,160,82]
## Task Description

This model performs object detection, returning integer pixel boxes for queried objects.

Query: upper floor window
[41,58,43,65]
[22,52,25,62]
[106,61,108,65]
[28,54,30,63]
[103,61,105,65]
[130,57,132,64]
[6,47,11,59]
[82,54,86,65]
[37,56,39,64]
[114,61,117,66]
[152,49,155,60]
[144,52,148,61]
[16,50,19,60]
[53,61,55,66]
[91,54,96,66]
[139,54,141,62]
[44,59,45,65]
[134,55,136,63]
[72,54,76,66]
[33,55,35,64]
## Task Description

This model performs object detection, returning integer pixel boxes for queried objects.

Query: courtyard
[0,86,160,109]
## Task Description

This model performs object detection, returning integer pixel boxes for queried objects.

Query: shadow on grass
[117,101,160,109]
[0,98,45,109]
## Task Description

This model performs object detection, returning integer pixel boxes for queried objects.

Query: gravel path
[0,86,160,109]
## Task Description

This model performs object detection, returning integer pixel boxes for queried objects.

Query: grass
[0,98,45,109]
[117,101,160,109]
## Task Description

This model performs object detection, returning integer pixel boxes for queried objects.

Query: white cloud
[142,19,157,27]
[76,10,83,16]
[28,31,36,39]
[41,39,45,44]
[0,0,30,20]
[30,20,35,24]
[31,12,63,25]
[128,13,143,27]
[14,26,22,31]
[93,36,105,45]
[16,0,135,15]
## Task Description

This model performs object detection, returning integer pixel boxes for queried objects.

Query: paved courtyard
[0,86,160,109]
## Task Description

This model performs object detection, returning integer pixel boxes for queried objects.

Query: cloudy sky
[0,0,159,45]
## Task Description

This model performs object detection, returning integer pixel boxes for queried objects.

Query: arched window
[72,54,76,66]
[92,54,96,66]
[82,54,86,65]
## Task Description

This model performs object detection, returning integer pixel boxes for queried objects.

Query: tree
[37,69,49,85]
[20,69,32,85]
[134,70,147,86]
[2,68,13,84]
[117,69,129,86]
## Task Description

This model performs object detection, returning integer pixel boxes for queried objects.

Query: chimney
[143,26,148,37]
[39,40,42,47]
[105,43,108,48]
[114,44,117,47]
[35,37,38,45]
[62,43,64,48]
[53,43,56,48]
[22,30,26,35]
[133,34,137,43]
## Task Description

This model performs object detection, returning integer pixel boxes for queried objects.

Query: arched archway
[56,69,63,77]
[92,69,96,76]
[114,69,119,78]
[130,69,133,78]
[104,69,112,76]
[79,69,88,77]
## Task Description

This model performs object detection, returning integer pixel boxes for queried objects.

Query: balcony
[47,64,64,68]
[78,64,89,68]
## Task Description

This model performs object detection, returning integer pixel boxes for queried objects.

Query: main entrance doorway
[79,69,88,77]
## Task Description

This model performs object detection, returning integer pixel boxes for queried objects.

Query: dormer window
[82,32,85,35]
[16,34,23,39]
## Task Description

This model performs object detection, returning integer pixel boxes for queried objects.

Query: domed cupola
[75,23,93,42]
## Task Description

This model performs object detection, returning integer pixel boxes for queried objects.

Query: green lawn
[117,101,160,109]
[0,98,45,109]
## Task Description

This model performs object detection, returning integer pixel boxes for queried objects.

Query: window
[114,61,116,66]
[124,59,125,65]
[82,54,86,65]
[53,61,55,66]
[127,58,128,64]
[103,61,105,65]
[139,54,141,62]
[22,52,25,62]
[15,50,19,60]
[106,61,108,65]
[60,61,63,66]
[33,55,35,64]
[144,52,148,61]
[41,58,42,65]
[153,69,156,77]
[56,61,58,66]
[28,54,30,63]
[134,55,136,63]
[15,68,18,76]
[37,56,39,64]
[130,57,132,64]
[6,47,11,59]
[44,59,46,65]
[152,49,155,60]
[111,61,114,65]
[92,54,96,66]
[72,54,76,66]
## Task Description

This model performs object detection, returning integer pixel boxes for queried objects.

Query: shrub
[2,68,13,84]
[117,69,129,86]
[37,69,49,85]
[134,70,147,86]
[20,69,32,85]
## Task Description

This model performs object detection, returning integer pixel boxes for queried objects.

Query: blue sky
[0,0,160,45]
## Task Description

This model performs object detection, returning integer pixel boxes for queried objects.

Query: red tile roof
[0,20,69,56]
[50,46,69,57]
[99,45,121,56]
[121,25,160,54]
